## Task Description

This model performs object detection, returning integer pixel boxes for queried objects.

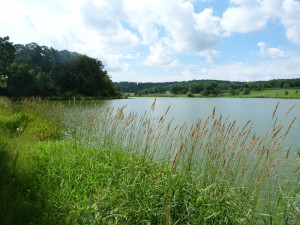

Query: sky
[1,0,300,82]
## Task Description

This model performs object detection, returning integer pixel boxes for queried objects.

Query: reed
[62,99,300,223]
[1,98,299,224]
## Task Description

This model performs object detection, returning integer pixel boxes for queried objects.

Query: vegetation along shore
[1,97,299,224]
[116,79,300,99]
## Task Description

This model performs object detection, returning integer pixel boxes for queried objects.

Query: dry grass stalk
[151,98,157,111]
[165,120,173,134]
[272,101,280,120]
[293,166,300,174]
[273,118,278,128]
[283,116,297,138]
[159,116,164,124]
[272,124,285,139]
[170,142,186,171]
[285,147,291,161]
[284,104,296,117]
[240,120,251,134]
[164,105,171,116]
[227,120,237,135]
[212,106,216,119]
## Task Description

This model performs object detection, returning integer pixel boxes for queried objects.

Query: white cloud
[113,53,300,82]
[1,0,300,81]
[198,49,219,63]
[221,5,269,33]
[222,0,300,46]
[159,3,223,54]
[102,53,131,72]
[257,42,288,59]
[143,42,179,67]
[181,68,194,80]
[80,0,140,48]
[280,0,300,45]
[122,0,224,65]
[196,56,300,81]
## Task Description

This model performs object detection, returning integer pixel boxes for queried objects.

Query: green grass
[31,141,256,224]
[0,97,63,224]
[1,97,300,224]
[247,89,300,98]
[131,88,300,99]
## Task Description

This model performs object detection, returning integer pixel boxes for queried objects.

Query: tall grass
[62,99,300,223]
[1,97,299,224]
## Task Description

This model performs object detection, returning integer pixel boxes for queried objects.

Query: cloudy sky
[1,0,300,82]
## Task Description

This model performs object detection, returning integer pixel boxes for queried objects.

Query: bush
[187,92,194,97]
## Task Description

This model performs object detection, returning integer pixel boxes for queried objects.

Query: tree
[0,36,15,75]
[0,75,8,95]
[8,63,39,97]
[170,85,188,95]
[0,36,15,65]
[0,36,121,98]
[242,88,251,95]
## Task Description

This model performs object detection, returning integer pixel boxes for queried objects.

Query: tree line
[0,36,121,98]
[117,78,300,96]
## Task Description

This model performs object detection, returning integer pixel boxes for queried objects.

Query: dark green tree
[0,36,15,73]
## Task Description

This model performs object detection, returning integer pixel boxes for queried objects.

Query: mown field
[248,89,300,98]
[126,88,300,99]
[0,97,299,224]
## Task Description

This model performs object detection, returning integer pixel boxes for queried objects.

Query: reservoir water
[63,97,300,154]
[99,97,300,151]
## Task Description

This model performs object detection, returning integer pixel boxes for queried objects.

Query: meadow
[128,88,300,99]
[0,97,299,224]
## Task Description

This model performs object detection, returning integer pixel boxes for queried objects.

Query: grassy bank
[128,88,300,99]
[1,97,300,224]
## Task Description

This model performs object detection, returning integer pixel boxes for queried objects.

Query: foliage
[117,78,300,97]
[0,36,121,98]
[0,75,8,89]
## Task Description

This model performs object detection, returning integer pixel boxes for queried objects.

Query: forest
[117,78,300,96]
[0,36,121,98]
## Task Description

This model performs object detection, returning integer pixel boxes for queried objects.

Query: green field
[1,97,299,224]
[128,88,300,99]
[247,89,300,98]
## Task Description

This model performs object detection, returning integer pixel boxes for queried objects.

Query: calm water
[99,97,300,151]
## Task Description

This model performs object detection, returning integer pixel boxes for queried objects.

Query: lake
[98,97,299,150]
[63,97,300,155]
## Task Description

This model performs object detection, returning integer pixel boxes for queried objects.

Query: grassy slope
[1,97,299,224]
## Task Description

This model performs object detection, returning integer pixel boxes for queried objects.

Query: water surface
[100,97,300,151]
[63,97,300,153]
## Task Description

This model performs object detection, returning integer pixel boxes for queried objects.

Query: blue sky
[1,0,300,82]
